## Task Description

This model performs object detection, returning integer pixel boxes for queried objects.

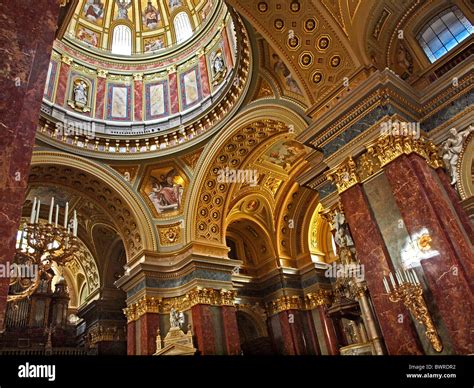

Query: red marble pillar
[133,77,143,121]
[168,71,179,114]
[191,304,216,355]
[275,311,296,355]
[127,321,136,355]
[55,59,71,106]
[384,154,473,354]
[198,54,211,98]
[318,307,339,355]
[138,312,159,355]
[221,306,241,355]
[0,0,62,330]
[221,27,234,69]
[436,168,474,244]
[304,310,321,354]
[95,74,106,120]
[340,185,424,355]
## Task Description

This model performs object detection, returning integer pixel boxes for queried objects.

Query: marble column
[340,185,424,354]
[95,73,107,119]
[191,304,216,355]
[318,307,339,355]
[138,312,159,355]
[198,53,210,98]
[436,168,474,244]
[133,76,143,121]
[127,321,136,355]
[356,289,385,355]
[221,306,241,355]
[384,154,473,354]
[0,0,62,331]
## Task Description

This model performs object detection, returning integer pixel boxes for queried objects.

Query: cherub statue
[441,126,473,185]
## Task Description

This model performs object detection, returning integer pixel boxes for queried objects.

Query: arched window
[417,6,473,63]
[111,24,132,55]
[174,12,193,44]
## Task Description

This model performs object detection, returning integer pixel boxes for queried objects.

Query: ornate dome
[65,0,219,56]
[39,0,251,159]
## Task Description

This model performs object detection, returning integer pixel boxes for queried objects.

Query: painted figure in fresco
[442,125,474,185]
[73,80,88,106]
[272,53,302,94]
[148,169,183,213]
[169,0,182,11]
[84,0,104,22]
[115,0,133,20]
[170,308,185,328]
[142,1,161,29]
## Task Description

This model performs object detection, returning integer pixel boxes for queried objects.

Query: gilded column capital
[326,156,360,194]
[133,72,144,81]
[305,289,333,309]
[61,55,73,65]
[97,69,108,78]
[266,295,305,316]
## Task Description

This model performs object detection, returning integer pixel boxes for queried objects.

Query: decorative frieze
[123,288,237,322]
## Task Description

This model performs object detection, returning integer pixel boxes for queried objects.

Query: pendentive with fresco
[0,0,472,356]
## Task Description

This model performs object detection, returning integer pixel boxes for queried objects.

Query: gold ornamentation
[327,156,359,193]
[133,73,144,81]
[61,55,73,65]
[97,69,108,78]
[158,223,182,246]
[124,288,237,322]
[384,270,443,352]
[87,324,126,345]
[417,234,432,251]
[266,295,304,316]
[305,289,333,309]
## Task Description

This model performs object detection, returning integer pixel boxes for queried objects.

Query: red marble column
[318,307,339,355]
[275,311,296,355]
[221,27,234,69]
[55,59,70,106]
[304,310,321,354]
[94,75,106,120]
[127,321,136,355]
[168,71,179,114]
[341,185,424,355]
[191,304,216,355]
[0,0,62,331]
[384,154,473,354]
[138,312,159,355]
[436,168,474,244]
[221,306,241,355]
[198,54,211,98]
[133,77,143,121]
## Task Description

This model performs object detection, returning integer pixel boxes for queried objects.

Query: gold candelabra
[9,197,79,303]
[383,269,443,352]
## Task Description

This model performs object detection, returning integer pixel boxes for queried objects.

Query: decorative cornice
[265,289,332,316]
[123,288,236,322]
[326,135,443,194]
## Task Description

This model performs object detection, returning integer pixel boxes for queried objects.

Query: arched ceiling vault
[29,151,157,262]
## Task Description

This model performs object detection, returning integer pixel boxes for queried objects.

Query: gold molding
[123,288,237,323]
[326,135,444,194]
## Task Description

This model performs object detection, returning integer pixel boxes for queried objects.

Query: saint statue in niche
[211,50,226,86]
[170,308,185,329]
[142,1,161,29]
[148,168,184,213]
[441,126,474,185]
[115,0,132,20]
[68,79,91,112]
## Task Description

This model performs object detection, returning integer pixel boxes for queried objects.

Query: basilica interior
[0,0,472,357]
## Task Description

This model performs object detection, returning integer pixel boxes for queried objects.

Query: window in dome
[111,24,132,55]
[174,12,193,44]
[417,6,473,63]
